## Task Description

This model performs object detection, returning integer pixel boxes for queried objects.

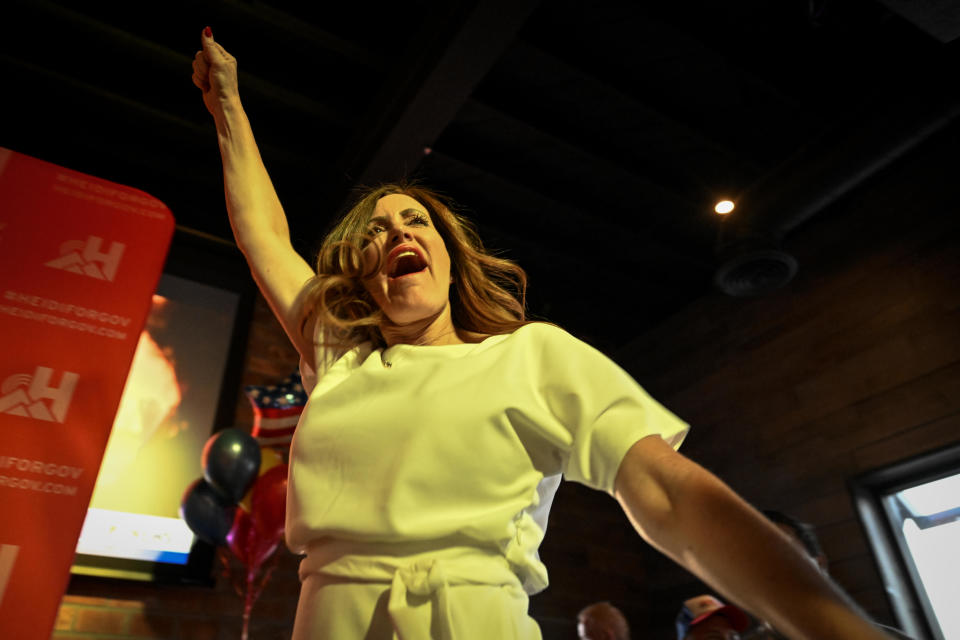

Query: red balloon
[250,463,288,540]
[226,509,251,564]
[226,508,278,570]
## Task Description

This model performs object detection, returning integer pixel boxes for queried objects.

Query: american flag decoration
[243,370,307,449]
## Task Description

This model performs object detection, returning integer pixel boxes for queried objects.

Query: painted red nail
[204,26,212,38]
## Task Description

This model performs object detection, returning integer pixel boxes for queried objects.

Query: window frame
[850,441,960,640]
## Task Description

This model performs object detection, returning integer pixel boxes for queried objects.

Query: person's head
[358,191,454,327]
[577,601,630,640]
[675,595,750,640]
[761,510,828,573]
[300,183,528,347]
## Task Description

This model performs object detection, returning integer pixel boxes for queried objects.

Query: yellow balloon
[259,447,284,474]
[239,447,286,511]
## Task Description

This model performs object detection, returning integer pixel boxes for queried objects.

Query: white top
[287,322,688,594]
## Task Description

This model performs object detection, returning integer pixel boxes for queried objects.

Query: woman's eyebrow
[366,208,427,226]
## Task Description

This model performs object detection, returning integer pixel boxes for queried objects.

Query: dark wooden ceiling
[3,0,959,352]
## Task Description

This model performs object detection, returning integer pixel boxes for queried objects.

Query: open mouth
[387,249,428,279]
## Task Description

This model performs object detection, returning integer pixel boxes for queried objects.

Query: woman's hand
[191,27,240,119]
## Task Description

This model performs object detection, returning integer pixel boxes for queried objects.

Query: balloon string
[239,536,284,639]
[241,521,257,640]
[251,541,282,603]
[218,546,244,598]
[242,566,256,640]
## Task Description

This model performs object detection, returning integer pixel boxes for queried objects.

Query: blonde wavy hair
[298,183,530,351]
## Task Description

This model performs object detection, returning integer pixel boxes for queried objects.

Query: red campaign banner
[0,148,174,639]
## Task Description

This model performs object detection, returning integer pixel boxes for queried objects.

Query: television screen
[70,232,253,583]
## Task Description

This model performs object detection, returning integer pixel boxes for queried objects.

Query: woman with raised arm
[192,28,894,640]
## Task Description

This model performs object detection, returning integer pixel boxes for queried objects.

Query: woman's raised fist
[191,27,240,118]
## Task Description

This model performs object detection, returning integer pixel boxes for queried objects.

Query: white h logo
[0,367,78,423]
[0,545,18,607]
[45,236,125,281]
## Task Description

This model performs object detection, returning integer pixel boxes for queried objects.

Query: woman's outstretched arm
[192,27,316,365]
[614,434,892,640]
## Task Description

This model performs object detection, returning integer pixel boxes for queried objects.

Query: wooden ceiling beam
[421,150,713,275]
[0,54,314,172]
[480,41,763,181]
[6,0,349,126]
[440,98,711,242]
[205,0,387,70]
[336,0,541,187]
[520,0,813,167]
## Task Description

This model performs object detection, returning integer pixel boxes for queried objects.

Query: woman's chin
[382,301,447,327]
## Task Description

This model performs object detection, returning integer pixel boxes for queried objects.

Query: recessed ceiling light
[714,200,735,215]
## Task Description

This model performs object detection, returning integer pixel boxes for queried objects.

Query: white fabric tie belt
[389,557,455,640]
[301,540,524,640]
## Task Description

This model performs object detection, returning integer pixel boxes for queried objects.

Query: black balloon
[202,428,261,503]
[180,478,236,545]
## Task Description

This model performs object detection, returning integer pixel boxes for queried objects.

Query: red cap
[676,595,751,638]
